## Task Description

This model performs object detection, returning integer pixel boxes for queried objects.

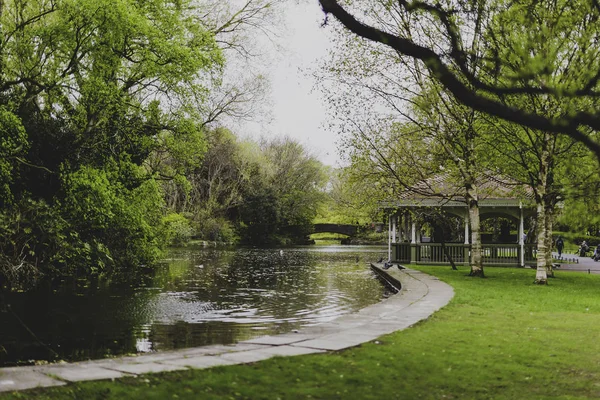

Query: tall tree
[316,2,490,276]
[238,137,328,244]
[413,85,488,276]
[318,0,600,161]
[474,1,599,283]
[484,117,574,283]
[0,0,223,284]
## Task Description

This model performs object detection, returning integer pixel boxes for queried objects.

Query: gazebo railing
[392,242,537,266]
[394,242,412,263]
[417,243,465,264]
[523,244,537,264]
[481,244,519,265]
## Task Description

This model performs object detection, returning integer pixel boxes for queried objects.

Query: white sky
[234,1,341,166]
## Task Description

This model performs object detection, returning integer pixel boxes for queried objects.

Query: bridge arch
[312,223,358,237]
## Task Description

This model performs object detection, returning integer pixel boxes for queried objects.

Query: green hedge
[553,231,600,248]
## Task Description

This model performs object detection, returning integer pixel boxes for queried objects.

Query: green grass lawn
[3,267,600,399]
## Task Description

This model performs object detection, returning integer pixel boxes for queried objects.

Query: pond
[0,245,389,367]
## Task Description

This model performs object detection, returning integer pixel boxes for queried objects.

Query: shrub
[161,213,193,246]
[553,231,600,250]
[194,212,238,243]
[61,163,165,271]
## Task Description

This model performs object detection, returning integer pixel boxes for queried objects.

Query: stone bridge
[312,223,359,236]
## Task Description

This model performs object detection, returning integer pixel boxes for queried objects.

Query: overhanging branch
[318,0,600,160]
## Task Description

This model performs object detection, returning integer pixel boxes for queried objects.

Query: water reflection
[0,245,388,366]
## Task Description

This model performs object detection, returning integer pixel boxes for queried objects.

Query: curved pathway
[553,252,600,274]
[0,266,454,393]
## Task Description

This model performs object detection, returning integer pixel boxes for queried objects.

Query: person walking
[556,236,564,259]
[580,240,590,257]
[594,244,600,262]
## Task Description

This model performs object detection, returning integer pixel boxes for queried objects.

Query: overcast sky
[234,1,340,166]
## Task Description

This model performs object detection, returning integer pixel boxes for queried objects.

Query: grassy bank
[3,267,600,399]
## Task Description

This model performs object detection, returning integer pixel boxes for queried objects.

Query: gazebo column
[400,212,404,242]
[392,214,397,261]
[403,211,410,242]
[519,204,525,267]
[463,211,470,266]
[387,213,392,262]
[396,213,402,242]
[410,215,417,264]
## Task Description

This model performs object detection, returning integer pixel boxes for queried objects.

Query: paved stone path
[553,252,600,274]
[0,266,454,393]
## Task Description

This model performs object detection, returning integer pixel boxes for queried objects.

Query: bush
[161,213,193,246]
[553,231,600,248]
[194,214,238,243]
[61,163,165,271]
[0,199,62,287]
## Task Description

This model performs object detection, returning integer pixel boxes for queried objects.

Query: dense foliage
[237,138,328,244]
[0,0,223,286]
[0,0,328,289]
[163,131,329,245]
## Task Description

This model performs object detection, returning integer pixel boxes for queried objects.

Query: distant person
[555,236,564,258]
[580,240,590,257]
[594,244,600,262]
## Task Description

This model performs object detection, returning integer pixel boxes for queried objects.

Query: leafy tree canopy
[0,0,223,285]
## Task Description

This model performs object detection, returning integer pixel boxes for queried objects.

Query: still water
[0,245,389,366]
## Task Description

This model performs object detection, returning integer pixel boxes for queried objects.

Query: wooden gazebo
[381,174,537,267]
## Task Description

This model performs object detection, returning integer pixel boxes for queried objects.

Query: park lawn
[3,266,600,400]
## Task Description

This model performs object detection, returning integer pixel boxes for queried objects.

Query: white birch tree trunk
[534,201,548,284]
[466,183,483,277]
[544,205,555,278]
[534,134,552,284]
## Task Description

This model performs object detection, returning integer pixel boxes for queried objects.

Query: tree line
[0,0,328,289]
[5,0,600,289]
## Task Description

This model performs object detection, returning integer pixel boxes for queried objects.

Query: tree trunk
[534,202,548,284]
[544,205,555,278]
[534,136,552,285]
[439,229,458,270]
[467,185,483,277]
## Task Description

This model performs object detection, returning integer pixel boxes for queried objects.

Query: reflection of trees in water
[227,249,322,321]
[1,246,386,365]
[223,248,386,322]
[148,321,272,351]
[150,247,386,328]
[305,251,390,308]
[0,282,157,366]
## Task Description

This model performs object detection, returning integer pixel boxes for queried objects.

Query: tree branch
[318,0,600,160]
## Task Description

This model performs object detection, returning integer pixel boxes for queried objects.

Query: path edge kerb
[0,265,455,394]
[368,263,454,319]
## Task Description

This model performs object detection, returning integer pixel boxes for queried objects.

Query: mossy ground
[3,266,600,399]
